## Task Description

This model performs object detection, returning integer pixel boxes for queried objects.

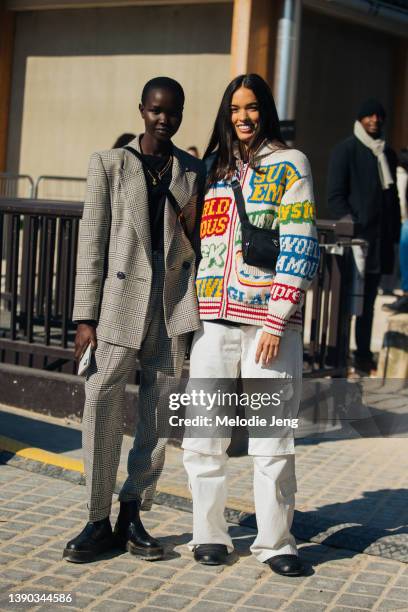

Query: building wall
[6,2,400,213]
[7,3,232,179]
[296,9,396,217]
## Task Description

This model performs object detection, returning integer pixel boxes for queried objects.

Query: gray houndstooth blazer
[72,136,206,349]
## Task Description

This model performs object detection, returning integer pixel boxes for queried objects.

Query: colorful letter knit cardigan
[196,142,320,337]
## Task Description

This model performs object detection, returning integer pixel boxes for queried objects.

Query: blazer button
[117,271,126,279]
[182,261,190,270]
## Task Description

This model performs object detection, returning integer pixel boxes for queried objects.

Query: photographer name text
[169,415,299,428]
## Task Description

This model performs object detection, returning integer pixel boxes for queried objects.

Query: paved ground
[1,464,408,612]
[1,396,408,564]
[0,289,407,611]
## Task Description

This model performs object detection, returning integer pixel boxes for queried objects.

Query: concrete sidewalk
[0,401,408,565]
[1,463,408,612]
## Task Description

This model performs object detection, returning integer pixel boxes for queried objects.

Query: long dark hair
[204,74,286,185]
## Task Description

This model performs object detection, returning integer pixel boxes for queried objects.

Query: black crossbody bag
[231,177,280,271]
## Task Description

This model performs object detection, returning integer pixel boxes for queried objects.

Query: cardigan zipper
[219,162,250,319]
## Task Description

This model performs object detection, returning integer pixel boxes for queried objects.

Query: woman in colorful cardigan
[182,74,319,576]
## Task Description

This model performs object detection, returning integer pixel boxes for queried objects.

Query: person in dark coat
[328,99,401,373]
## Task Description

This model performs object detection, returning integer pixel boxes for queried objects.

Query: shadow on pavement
[242,488,408,562]
[0,409,81,454]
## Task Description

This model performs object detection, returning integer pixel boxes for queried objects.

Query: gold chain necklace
[144,155,173,186]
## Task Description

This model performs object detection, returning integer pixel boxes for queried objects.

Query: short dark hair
[141,77,185,106]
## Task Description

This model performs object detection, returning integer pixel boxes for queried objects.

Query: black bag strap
[204,152,217,177]
[124,144,145,166]
[231,177,250,225]
[124,145,183,218]
[231,177,280,238]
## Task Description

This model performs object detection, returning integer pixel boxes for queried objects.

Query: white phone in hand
[78,343,93,376]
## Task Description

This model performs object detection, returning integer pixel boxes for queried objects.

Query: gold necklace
[145,155,173,186]
[159,155,173,177]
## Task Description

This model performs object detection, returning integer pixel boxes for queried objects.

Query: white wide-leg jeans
[182,322,302,562]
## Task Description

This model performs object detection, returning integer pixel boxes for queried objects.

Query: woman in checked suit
[182,74,319,576]
[63,77,205,564]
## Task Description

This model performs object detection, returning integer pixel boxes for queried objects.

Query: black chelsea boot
[114,500,164,561]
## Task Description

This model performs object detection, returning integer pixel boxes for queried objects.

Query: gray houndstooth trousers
[83,254,187,521]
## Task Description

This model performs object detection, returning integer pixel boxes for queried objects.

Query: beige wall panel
[7,4,232,179]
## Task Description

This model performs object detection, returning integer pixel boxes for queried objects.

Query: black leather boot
[114,501,164,561]
[266,554,305,577]
[63,518,115,563]
[194,544,229,566]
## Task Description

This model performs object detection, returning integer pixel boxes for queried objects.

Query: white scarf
[354,120,393,190]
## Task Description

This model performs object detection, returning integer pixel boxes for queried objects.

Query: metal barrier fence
[34,176,87,201]
[0,198,81,373]
[1,175,87,358]
[0,173,34,198]
[0,197,359,377]
[1,174,36,311]
[303,220,360,377]
[0,173,86,201]
[0,172,86,202]
[32,177,86,326]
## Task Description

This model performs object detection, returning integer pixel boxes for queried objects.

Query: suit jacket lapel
[164,148,196,259]
[120,139,195,265]
[168,149,195,212]
[119,137,152,263]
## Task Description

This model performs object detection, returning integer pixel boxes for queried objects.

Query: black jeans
[355,272,381,361]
